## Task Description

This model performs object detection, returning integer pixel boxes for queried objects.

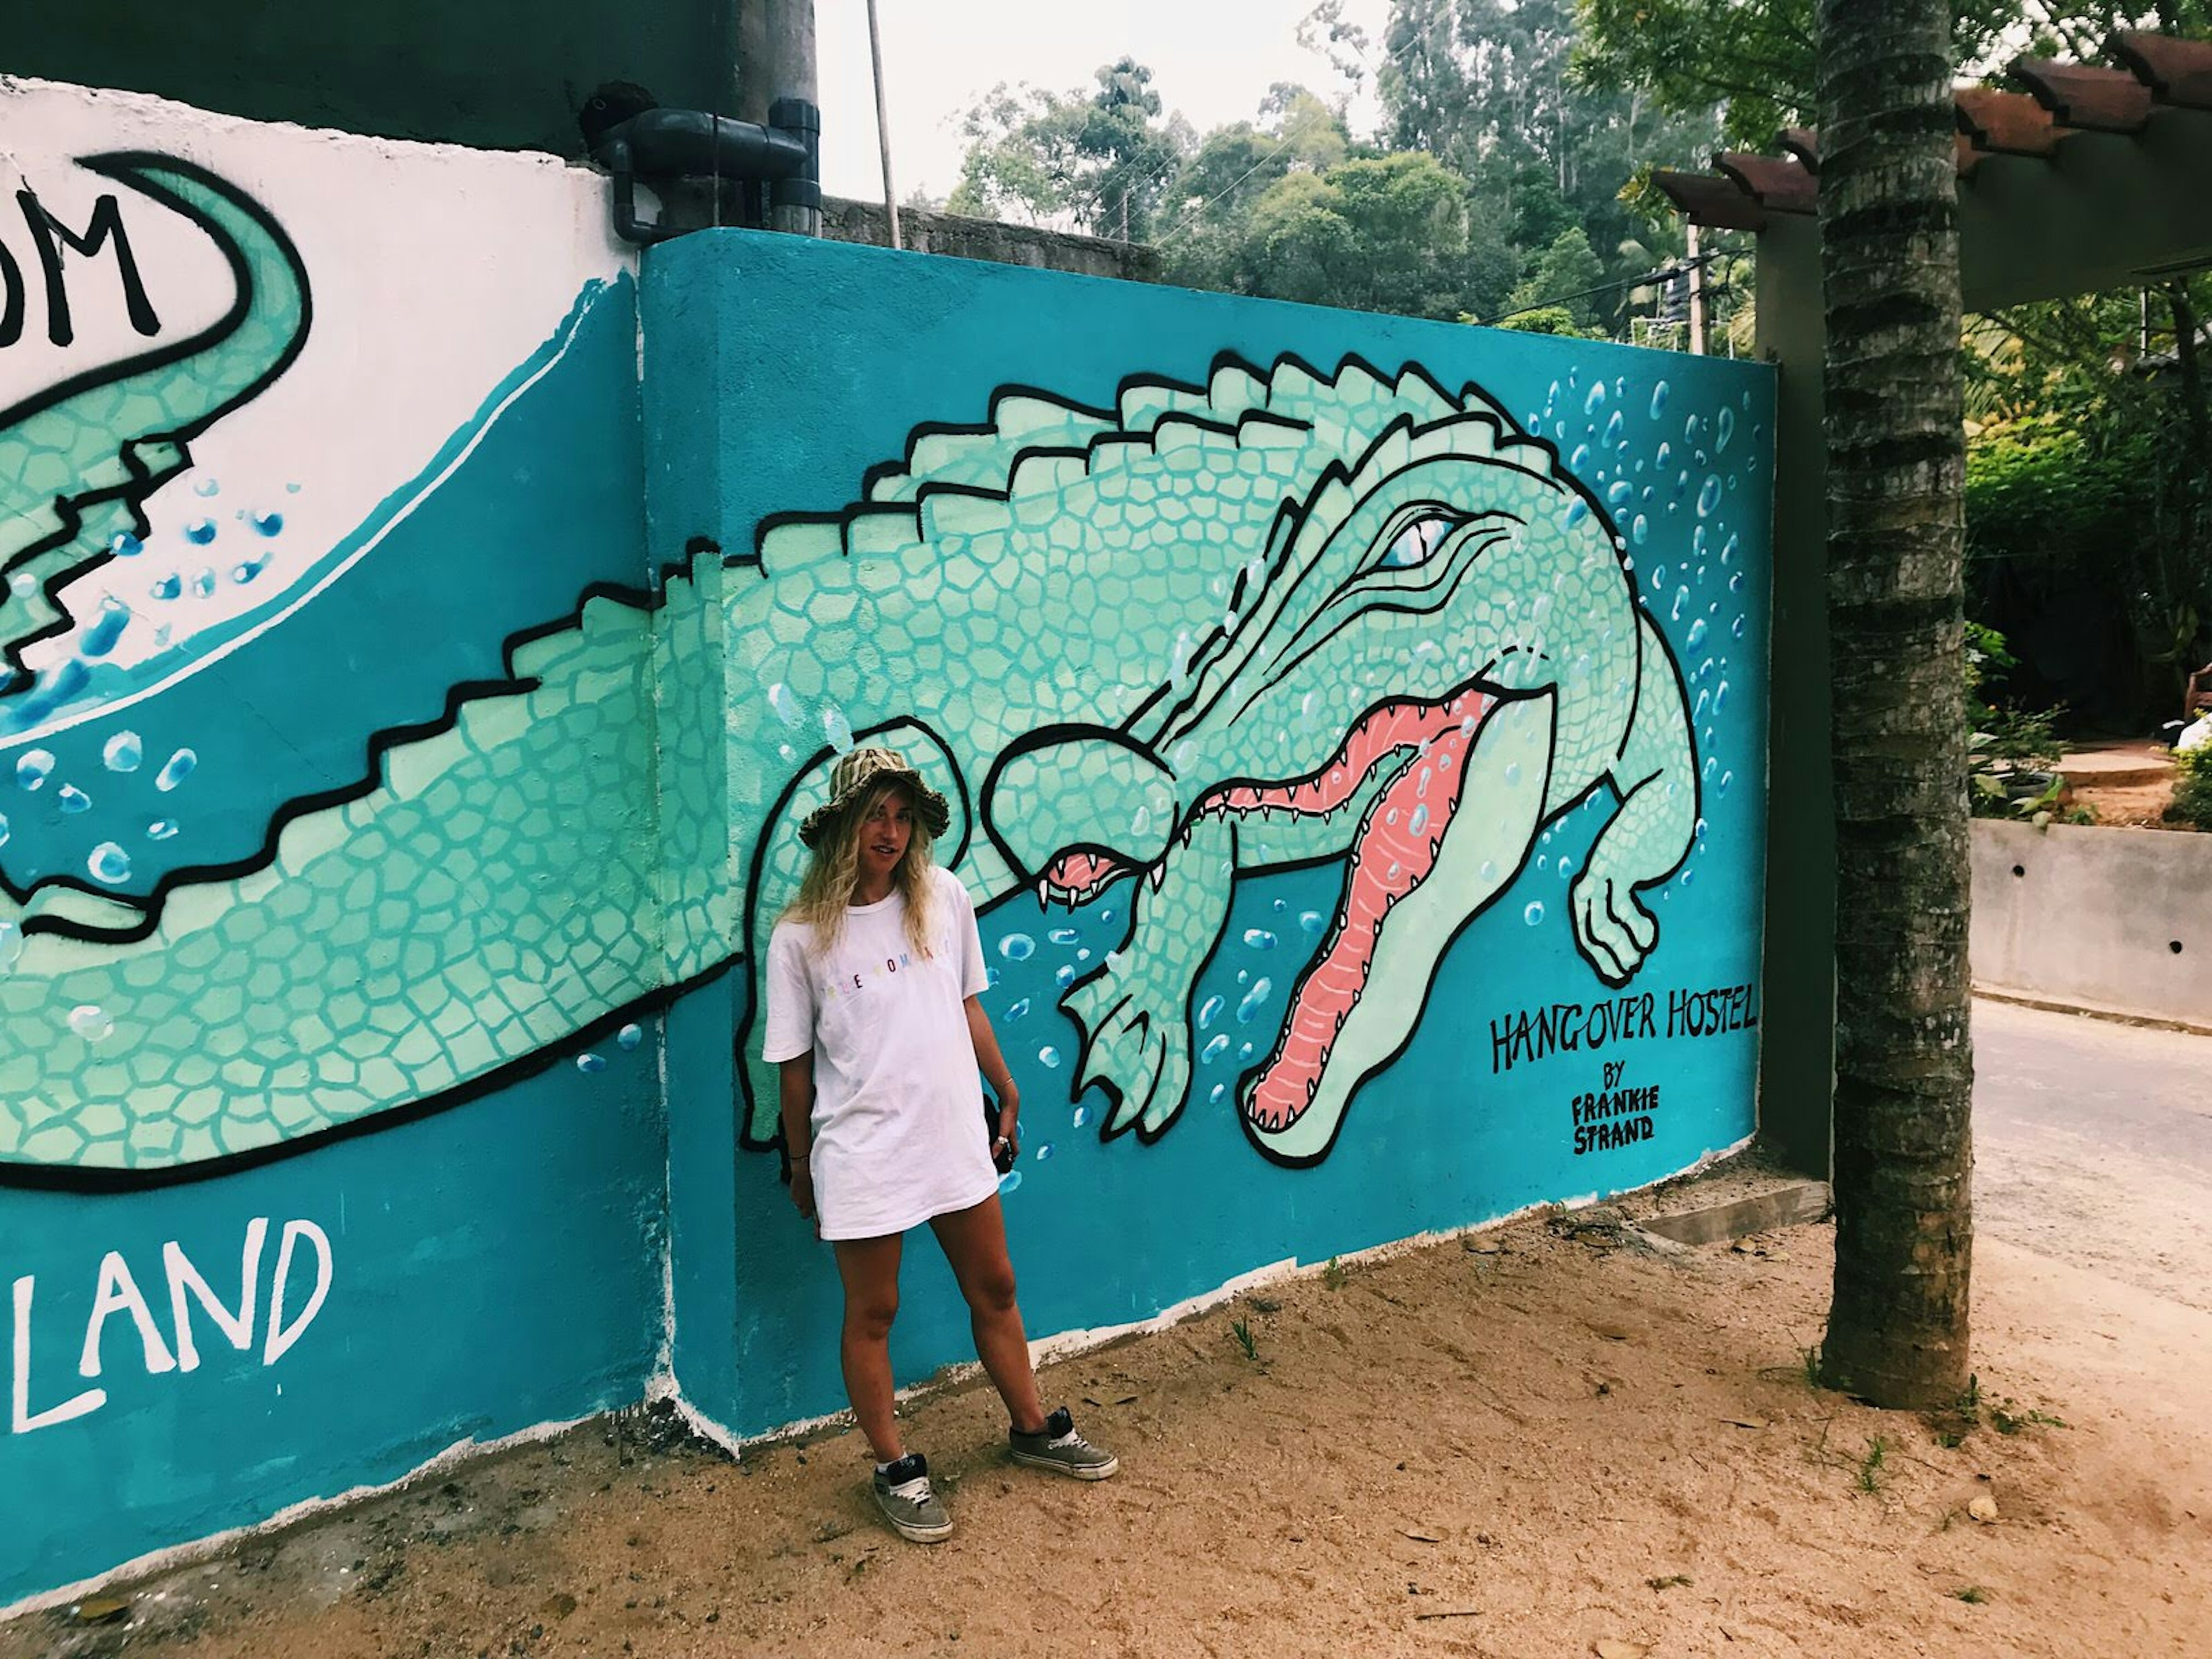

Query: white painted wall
[0,78,633,727]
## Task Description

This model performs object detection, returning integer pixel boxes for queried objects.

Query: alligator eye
[1377,510,1463,570]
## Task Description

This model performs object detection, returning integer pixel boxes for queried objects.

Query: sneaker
[1009,1407,1119,1480]
[872,1452,953,1543]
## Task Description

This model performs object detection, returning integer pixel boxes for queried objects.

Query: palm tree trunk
[1815,0,1974,1409]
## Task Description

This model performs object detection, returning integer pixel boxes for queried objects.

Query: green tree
[1501,225,1607,327]
[1574,1,2211,149]
[1815,0,1974,1411]
[948,57,1189,241]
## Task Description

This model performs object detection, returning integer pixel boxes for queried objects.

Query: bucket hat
[798,746,952,849]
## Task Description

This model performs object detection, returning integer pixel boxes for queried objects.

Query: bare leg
[832,1233,906,1463]
[930,1195,1047,1434]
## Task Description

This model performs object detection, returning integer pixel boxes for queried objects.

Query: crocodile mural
[2,332,1696,1174]
[730,359,1699,1164]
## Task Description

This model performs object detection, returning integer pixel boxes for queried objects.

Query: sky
[812,0,1392,210]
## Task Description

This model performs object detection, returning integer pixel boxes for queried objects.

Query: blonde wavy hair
[782,780,938,957]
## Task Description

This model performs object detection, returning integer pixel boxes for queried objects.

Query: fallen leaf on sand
[74,1597,129,1625]
[1403,1529,1441,1543]
[1595,1641,1650,1659]
[1968,1495,2000,1524]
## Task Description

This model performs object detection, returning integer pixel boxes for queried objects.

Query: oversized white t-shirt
[760,864,1000,1240]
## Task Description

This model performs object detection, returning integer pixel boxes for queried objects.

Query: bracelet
[790,1152,811,1163]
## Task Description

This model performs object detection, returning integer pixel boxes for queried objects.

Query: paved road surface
[1973,997,2212,1312]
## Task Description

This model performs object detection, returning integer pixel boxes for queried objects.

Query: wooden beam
[1715,151,1816,214]
[1778,126,1821,172]
[2010,56,2154,135]
[1650,169,1769,232]
[2110,29,2212,112]
[1956,86,2066,158]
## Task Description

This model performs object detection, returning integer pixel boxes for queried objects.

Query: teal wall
[0,105,665,1605]
[641,232,1777,1440]
[2,84,1778,1608]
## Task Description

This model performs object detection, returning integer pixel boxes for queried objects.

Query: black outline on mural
[0,152,314,696]
[3,347,1708,1185]
[0,959,738,1192]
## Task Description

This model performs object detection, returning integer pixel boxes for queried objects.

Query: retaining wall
[1971,820,2210,1027]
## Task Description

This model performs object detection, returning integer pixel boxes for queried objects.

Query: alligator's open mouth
[1037,685,1501,1133]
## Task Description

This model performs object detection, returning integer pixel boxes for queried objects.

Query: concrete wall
[0,80,664,1609]
[1972,821,2211,1028]
[643,229,1781,1445]
[1,0,726,159]
[821,198,1162,284]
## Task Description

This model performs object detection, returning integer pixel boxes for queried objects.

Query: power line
[1490,253,1715,325]
[1149,105,1340,253]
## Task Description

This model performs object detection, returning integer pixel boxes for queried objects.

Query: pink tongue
[1245,694,1491,1134]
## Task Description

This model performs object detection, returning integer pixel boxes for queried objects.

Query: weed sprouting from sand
[1230,1317,1259,1361]
[1323,1257,1349,1290]
[1856,1437,1889,1493]
[1952,1586,1990,1604]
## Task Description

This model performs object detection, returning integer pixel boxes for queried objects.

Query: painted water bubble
[235,557,271,585]
[146,818,179,840]
[1604,410,1625,449]
[109,531,145,558]
[1731,615,1746,640]
[1071,1104,1089,1130]
[1202,1034,1232,1062]
[1717,406,1736,453]
[997,1171,1023,1196]
[1632,514,1649,546]
[1038,1046,1062,1069]
[88,842,132,884]
[155,748,197,791]
[575,1053,607,1074]
[1696,476,1723,518]
[58,785,92,815]
[184,518,217,545]
[998,933,1036,961]
[192,568,217,599]
[1687,618,1708,649]
[150,573,182,601]
[1235,979,1273,1023]
[1298,910,1325,939]
[1569,443,1592,471]
[0,919,19,971]
[1054,964,1076,989]
[17,750,54,790]
[766,681,802,727]
[250,510,284,537]
[1524,901,1546,926]
[618,1023,644,1051]
[1584,380,1608,414]
[1034,1143,1055,1162]
[1198,994,1225,1029]
[1607,480,1633,507]
[1650,381,1670,418]
[1005,997,1032,1021]
[1243,928,1277,950]
[0,812,7,851]
[9,571,35,597]
[103,730,143,772]
[69,1004,115,1041]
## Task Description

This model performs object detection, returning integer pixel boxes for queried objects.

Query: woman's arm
[779,1054,817,1223]
[963,995,1021,1160]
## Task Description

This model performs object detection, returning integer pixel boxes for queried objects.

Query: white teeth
[1147,862,1167,891]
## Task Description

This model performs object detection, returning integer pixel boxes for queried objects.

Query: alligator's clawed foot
[1066,962,1193,1137]
[1570,863,1660,986]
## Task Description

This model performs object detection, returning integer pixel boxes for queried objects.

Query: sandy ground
[12,1148,2210,1659]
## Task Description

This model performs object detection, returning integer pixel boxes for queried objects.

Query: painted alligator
[0,156,309,697]
[0,321,1694,1171]
[730,358,1700,1162]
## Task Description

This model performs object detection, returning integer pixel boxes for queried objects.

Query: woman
[760,746,1118,1543]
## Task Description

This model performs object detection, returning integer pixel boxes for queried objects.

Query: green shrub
[2172,745,2212,831]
